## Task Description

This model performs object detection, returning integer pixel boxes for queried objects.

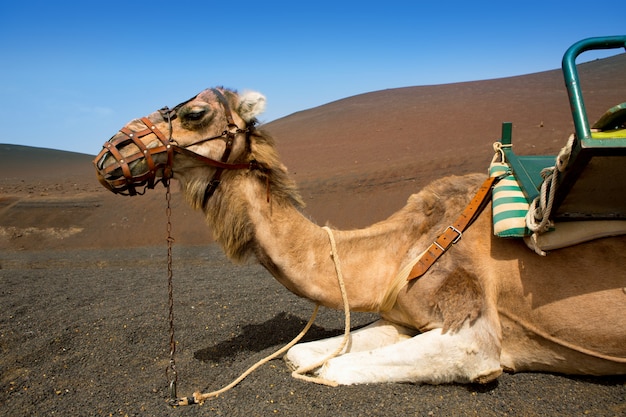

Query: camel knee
[284,319,415,371]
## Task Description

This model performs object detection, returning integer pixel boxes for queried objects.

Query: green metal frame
[563,36,626,142]
[500,36,626,220]
[500,122,554,203]
[556,36,626,218]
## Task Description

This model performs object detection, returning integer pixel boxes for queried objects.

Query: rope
[491,141,510,165]
[525,135,575,254]
[290,226,352,386]
[175,226,352,406]
[177,305,320,406]
[498,308,626,364]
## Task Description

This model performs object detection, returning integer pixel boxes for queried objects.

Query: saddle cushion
[524,220,626,252]
[590,129,626,139]
[489,162,530,237]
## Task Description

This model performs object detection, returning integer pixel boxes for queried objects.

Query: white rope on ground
[179,304,321,405]
[178,225,352,405]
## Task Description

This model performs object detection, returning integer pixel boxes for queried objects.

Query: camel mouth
[95,153,148,182]
[93,138,172,196]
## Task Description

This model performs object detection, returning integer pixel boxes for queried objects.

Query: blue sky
[1,1,624,155]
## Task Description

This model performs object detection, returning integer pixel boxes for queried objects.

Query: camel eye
[179,106,213,128]
[186,108,207,121]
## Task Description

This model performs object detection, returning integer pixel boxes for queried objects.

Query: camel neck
[241,180,344,306]
[202,177,417,311]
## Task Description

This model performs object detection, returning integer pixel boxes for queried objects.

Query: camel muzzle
[93,114,175,196]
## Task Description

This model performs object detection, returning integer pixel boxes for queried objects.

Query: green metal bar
[562,36,626,141]
[501,122,512,145]
[499,122,555,202]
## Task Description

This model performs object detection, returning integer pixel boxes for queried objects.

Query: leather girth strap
[407,175,499,281]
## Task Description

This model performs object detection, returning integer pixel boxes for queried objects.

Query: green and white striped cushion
[490,162,530,237]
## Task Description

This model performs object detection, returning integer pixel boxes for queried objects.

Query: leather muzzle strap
[407,175,499,281]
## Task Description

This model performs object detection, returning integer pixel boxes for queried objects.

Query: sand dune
[1,53,625,249]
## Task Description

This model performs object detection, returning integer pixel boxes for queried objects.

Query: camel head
[93,88,267,198]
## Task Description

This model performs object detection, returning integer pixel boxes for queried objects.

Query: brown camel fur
[94,88,626,385]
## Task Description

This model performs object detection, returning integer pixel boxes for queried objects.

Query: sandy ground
[1,54,625,415]
[2,246,625,416]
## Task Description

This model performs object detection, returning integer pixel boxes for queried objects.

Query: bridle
[94,88,262,205]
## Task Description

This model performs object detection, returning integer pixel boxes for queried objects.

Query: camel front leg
[317,319,502,385]
[284,319,417,371]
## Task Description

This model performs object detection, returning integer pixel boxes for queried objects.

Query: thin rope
[176,304,321,406]
[525,134,575,255]
[491,141,510,165]
[498,308,626,363]
[290,226,352,386]
[175,226,352,406]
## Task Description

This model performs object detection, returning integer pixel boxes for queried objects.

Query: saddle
[490,103,626,255]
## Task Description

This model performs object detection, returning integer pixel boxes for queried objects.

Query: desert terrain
[1,54,625,416]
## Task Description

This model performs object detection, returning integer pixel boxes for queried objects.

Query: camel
[94,87,626,388]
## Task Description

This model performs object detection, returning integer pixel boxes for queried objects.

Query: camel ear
[238,91,266,122]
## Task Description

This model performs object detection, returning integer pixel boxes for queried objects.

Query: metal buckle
[446,225,463,244]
